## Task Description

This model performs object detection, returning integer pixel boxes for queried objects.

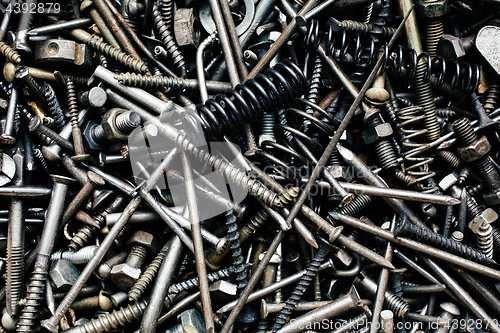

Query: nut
[110,263,142,291]
[362,123,393,145]
[469,208,498,233]
[415,0,450,18]
[174,8,201,48]
[127,230,159,255]
[438,173,458,192]
[83,121,106,151]
[101,108,129,141]
[176,309,206,333]
[325,165,353,182]
[456,136,491,162]
[49,259,79,290]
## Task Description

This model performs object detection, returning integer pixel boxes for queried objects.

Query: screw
[394,213,496,266]
[14,66,46,103]
[64,76,89,162]
[0,84,18,145]
[28,116,74,152]
[0,42,21,64]
[17,175,74,333]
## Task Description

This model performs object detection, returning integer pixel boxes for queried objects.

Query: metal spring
[436,150,461,168]
[32,148,50,175]
[336,194,372,216]
[194,60,307,140]
[42,83,66,130]
[86,35,148,73]
[152,3,185,73]
[396,106,436,189]
[484,80,499,114]
[69,300,147,333]
[272,246,329,332]
[477,222,494,259]
[17,268,47,333]
[226,208,247,294]
[129,242,170,302]
[0,41,21,64]
[159,0,174,31]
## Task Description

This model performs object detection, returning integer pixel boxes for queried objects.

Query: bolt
[18,175,74,333]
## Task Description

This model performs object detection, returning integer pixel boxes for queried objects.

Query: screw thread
[413,63,440,141]
[423,18,443,57]
[452,118,477,146]
[174,133,282,208]
[360,3,373,24]
[7,246,24,316]
[339,20,372,34]
[484,81,499,114]
[374,140,398,170]
[427,76,464,102]
[159,0,174,30]
[86,35,148,73]
[69,225,96,251]
[385,291,409,318]
[240,210,271,240]
[226,209,247,294]
[477,222,494,259]
[66,78,79,129]
[436,150,461,168]
[51,246,98,264]
[42,83,66,130]
[307,56,322,110]
[32,148,50,175]
[337,194,372,216]
[491,224,500,255]
[115,112,141,133]
[128,246,147,268]
[0,41,21,64]
[260,113,276,138]
[129,243,170,302]
[396,218,496,265]
[71,300,147,333]
[92,125,107,143]
[116,73,188,89]
[17,268,47,333]
[273,247,328,332]
[167,266,237,294]
[153,3,185,70]
[470,156,497,182]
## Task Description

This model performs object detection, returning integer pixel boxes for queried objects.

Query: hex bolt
[17,175,74,333]
[165,309,206,333]
[88,111,141,145]
[415,0,449,57]
[362,112,398,170]
[96,251,129,281]
[6,149,25,316]
[110,231,159,291]
[437,34,474,60]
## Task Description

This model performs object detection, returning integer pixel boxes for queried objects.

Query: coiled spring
[195,60,308,140]
[304,20,481,93]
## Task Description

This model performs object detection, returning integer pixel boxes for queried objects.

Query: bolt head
[415,0,450,18]
[174,8,201,48]
[50,259,79,290]
[110,263,141,291]
[456,136,491,162]
[469,208,498,233]
[362,123,393,145]
[127,230,159,255]
[177,309,206,333]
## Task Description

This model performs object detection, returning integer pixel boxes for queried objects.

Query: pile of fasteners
[2,0,500,332]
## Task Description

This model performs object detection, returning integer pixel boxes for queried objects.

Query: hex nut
[101,108,129,141]
[469,208,498,233]
[174,8,201,48]
[127,230,159,255]
[110,263,142,291]
[177,309,206,333]
[326,165,353,182]
[362,123,393,145]
[49,259,79,290]
[83,121,106,150]
[438,173,458,192]
[415,0,449,18]
[456,136,491,162]
[437,35,466,60]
